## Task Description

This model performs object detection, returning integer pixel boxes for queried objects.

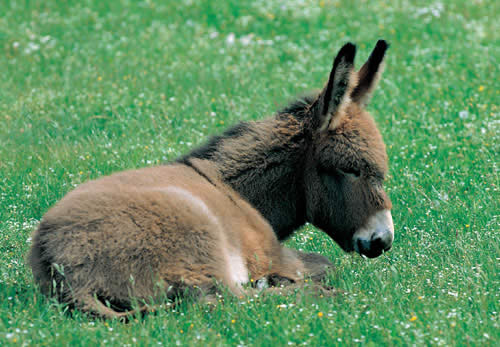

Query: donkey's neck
[180,114,308,240]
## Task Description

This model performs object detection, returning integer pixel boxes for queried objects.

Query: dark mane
[277,93,318,120]
[177,122,251,163]
[178,93,317,165]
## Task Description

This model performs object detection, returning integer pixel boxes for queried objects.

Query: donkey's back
[29,160,308,317]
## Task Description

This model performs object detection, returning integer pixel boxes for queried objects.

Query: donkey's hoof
[255,277,269,290]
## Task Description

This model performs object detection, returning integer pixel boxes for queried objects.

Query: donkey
[28,40,394,318]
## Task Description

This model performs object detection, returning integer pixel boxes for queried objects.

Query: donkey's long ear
[315,43,357,132]
[351,40,389,106]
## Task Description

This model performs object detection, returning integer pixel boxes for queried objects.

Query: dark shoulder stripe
[181,158,242,208]
[181,158,217,187]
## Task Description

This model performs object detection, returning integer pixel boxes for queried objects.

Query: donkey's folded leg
[290,249,334,282]
[252,248,334,292]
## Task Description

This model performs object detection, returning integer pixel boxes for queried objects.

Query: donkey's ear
[315,43,357,132]
[351,40,389,106]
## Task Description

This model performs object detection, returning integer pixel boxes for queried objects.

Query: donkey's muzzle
[353,210,394,258]
[355,228,393,258]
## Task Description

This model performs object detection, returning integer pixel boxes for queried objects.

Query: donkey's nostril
[356,238,372,255]
[357,239,383,258]
[371,235,385,249]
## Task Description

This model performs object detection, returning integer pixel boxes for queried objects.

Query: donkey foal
[29,40,394,318]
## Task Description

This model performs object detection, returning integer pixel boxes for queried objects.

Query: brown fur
[29,41,392,318]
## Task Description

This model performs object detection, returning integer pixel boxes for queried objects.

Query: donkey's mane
[277,93,317,120]
[178,93,317,164]
[177,122,252,163]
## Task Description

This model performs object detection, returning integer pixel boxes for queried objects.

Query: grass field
[0,0,498,345]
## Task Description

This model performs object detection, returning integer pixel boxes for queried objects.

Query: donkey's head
[303,40,393,258]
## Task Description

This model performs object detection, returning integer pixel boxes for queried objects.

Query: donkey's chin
[352,210,394,258]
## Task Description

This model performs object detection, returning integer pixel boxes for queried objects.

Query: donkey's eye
[336,167,361,178]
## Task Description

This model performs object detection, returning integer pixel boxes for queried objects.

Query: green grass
[0,0,498,345]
